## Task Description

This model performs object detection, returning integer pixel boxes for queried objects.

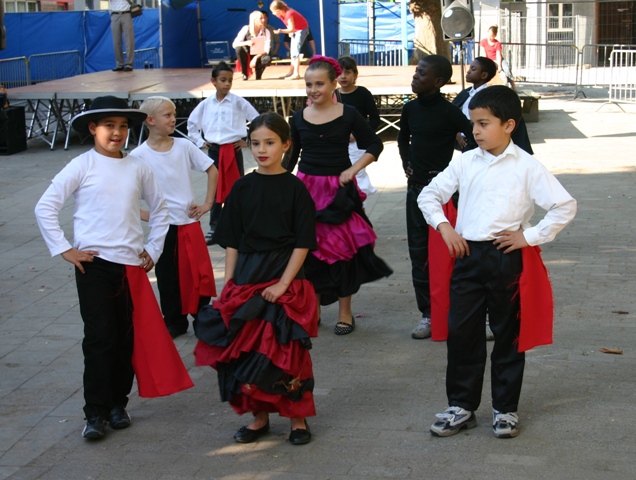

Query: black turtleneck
[397,92,473,185]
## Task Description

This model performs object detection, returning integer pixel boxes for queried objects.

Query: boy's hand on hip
[62,248,99,274]
[493,229,529,253]
[188,202,212,220]
[439,222,470,258]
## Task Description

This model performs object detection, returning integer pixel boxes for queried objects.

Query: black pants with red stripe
[75,257,134,419]
[445,241,525,414]
[155,225,211,335]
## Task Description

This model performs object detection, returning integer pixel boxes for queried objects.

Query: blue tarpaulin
[0,0,339,73]
[339,2,415,42]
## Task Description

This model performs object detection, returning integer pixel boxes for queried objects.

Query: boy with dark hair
[419,85,576,438]
[397,54,473,340]
[453,57,533,155]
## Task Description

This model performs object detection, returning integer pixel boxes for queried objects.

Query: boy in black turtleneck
[398,55,473,341]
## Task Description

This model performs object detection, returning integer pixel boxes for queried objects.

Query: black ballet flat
[233,422,270,443]
[333,317,355,336]
[289,421,311,445]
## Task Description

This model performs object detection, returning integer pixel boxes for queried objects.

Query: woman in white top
[233,10,272,80]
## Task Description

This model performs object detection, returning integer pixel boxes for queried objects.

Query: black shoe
[124,66,133,72]
[205,231,215,246]
[112,67,125,72]
[109,406,131,430]
[233,422,270,443]
[289,420,311,445]
[334,316,355,336]
[82,415,107,439]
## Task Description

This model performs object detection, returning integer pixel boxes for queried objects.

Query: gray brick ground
[0,93,635,479]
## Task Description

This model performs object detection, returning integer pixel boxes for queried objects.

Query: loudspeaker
[0,106,27,155]
[441,0,475,41]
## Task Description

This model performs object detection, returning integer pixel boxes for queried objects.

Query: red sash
[235,52,253,78]
[518,246,554,352]
[428,200,457,341]
[125,265,194,397]
[177,223,216,314]
[216,143,240,204]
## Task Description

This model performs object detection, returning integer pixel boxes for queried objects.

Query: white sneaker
[411,316,431,339]
[430,406,477,437]
[492,410,519,438]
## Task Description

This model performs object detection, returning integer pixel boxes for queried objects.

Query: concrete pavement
[1,91,635,479]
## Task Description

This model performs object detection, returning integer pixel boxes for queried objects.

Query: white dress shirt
[35,149,169,265]
[131,138,214,225]
[232,25,272,55]
[418,141,577,246]
[187,93,259,148]
[461,83,489,119]
[109,0,130,12]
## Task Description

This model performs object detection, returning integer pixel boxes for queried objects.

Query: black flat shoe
[109,406,131,429]
[233,422,270,443]
[334,316,355,335]
[112,67,124,72]
[289,420,311,445]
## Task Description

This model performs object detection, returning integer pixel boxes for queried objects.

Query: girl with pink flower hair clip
[285,56,393,336]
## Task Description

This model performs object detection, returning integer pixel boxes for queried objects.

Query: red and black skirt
[194,248,318,418]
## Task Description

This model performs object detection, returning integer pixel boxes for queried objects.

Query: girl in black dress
[194,113,317,446]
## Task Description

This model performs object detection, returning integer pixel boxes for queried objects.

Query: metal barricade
[0,56,30,88]
[602,49,636,110]
[502,42,580,86]
[133,48,161,70]
[28,51,82,84]
[338,39,412,67]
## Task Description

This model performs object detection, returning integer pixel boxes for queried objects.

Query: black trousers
[406,183,430,317]
[155,225,212,334]
[75,257,134,419]
[446,241,525,413]
[235,47,267,79]
[207,144,244,231]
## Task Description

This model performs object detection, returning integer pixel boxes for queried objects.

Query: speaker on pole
[440,0,475,41]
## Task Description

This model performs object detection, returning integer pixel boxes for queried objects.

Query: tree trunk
[410,0,451,64]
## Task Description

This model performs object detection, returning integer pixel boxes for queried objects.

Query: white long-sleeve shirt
[232,25,271,54]
[186,93,259,148]
[131,138,214,225]
[418,141,577,246]
[34,149,170,265]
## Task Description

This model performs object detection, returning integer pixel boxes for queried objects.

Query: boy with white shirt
[186,62,259,244]
[35,96,193,440]
[418,86,576,439]
[133,96,219,339]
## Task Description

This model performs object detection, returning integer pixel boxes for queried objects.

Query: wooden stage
[7,65,466,149]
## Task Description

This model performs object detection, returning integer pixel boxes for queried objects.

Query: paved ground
[1,91,635,479]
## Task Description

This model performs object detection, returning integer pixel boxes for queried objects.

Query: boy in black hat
[34,96,193,440]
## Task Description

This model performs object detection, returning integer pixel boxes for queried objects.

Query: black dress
[194,171,319,418]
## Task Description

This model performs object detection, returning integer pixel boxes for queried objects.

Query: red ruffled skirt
[194,249,318,418]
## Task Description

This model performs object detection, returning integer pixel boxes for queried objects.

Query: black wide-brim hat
[70,95,148,137]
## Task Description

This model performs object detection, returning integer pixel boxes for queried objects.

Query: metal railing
[502,42,580,86]
[29,51,82,84]
[606,49,636,109]
[0,56,30,88]
[338,39,413,67]
[132,48,161,70]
